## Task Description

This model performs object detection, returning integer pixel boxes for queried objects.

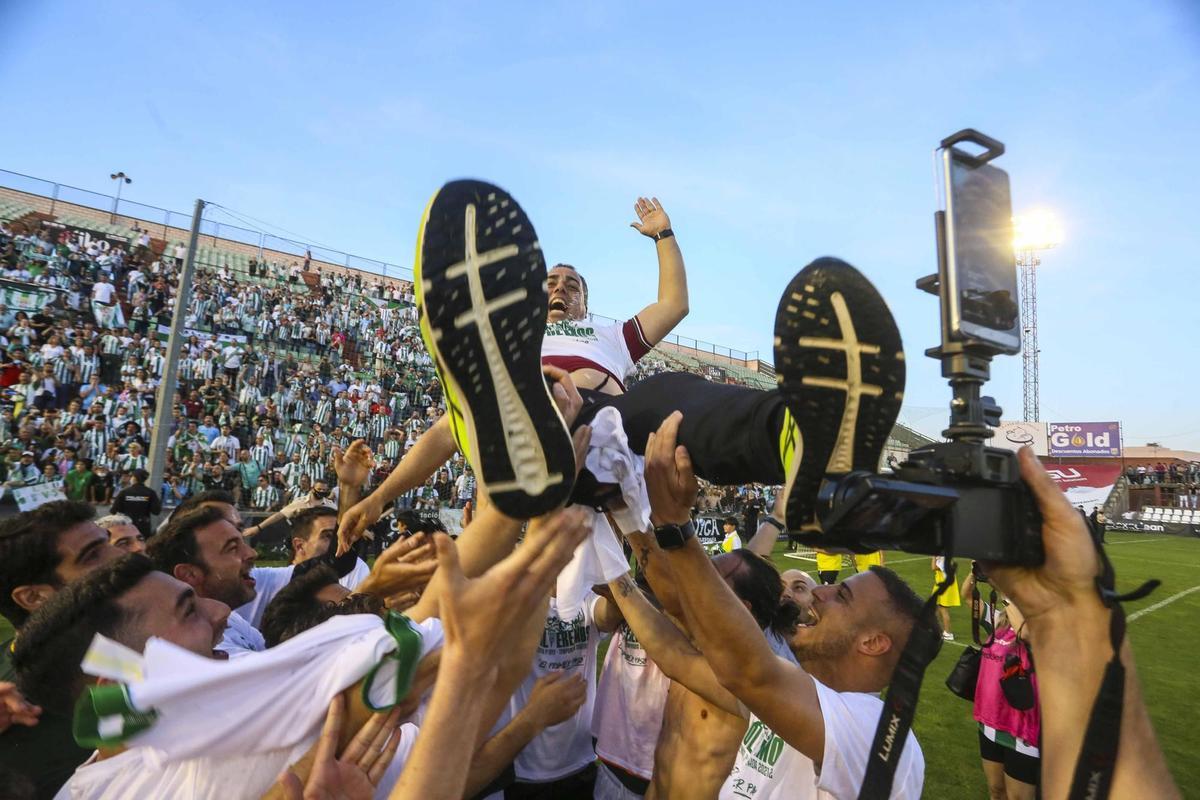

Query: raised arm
[629,197,688,345]
[643,412,825,761]
[744,490,787,557]
[987,448,1180,800]
[336,415,458,554]
[607,572,740,715]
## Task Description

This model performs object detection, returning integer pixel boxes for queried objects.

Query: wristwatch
[653,519,695,550]
[651,228,674,242]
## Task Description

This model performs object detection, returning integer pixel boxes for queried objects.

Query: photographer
[986,447,1179,799]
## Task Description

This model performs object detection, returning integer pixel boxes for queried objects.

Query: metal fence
[1,167,764,363]
[0,168,411,282]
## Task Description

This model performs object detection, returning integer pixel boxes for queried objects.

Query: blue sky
[2,1,1198,448]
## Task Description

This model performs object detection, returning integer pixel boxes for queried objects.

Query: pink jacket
[973,627,1040,746]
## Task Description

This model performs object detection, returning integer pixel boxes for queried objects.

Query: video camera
[812,130,1044,566]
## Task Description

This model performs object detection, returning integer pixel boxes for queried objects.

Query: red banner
[1045,464,1121,513]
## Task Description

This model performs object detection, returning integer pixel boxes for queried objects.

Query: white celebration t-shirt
[509,594,603,782]
[591,622,669,779]
[719,679,924,800]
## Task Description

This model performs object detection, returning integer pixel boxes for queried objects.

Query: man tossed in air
[339,179,905,550]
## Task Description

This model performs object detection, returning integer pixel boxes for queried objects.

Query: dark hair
[146,505,227,574]
[720,550,801,638]
[260,565,382,648]
[723,517,738,529]
[288,506,338,554]
[0,501,96,626]
[12,554,154,711]
[169,489,236,521]
[868,565,936,643]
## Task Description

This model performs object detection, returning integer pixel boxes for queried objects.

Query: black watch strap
[651,228,674,242]
[654,520,695,550]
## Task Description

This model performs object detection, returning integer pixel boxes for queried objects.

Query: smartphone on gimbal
[940,141,1020,353]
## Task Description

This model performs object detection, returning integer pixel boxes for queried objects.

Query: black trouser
[576,373,786,486]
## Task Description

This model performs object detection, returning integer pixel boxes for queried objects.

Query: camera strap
[970,579,997,647]
[1067,533,1159,800]
[858,561,955,800]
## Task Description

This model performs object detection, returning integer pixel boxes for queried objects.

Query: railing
[0,168,413,282]
[0,166,773,367]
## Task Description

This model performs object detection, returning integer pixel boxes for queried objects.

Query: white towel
[555,407,650,617]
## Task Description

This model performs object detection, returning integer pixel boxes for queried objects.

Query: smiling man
[146,505,266,657]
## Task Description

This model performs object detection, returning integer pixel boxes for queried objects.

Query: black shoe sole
[774,257,905,530]
[415,179,575,518]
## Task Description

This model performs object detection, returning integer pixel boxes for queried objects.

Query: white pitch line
[940,585,1200,646]
[1127,585,1200,623]
[1105,538,1173,545]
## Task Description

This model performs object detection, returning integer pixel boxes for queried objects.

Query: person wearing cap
[3,451,41,499]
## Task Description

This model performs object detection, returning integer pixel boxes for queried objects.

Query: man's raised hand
[333,440,374,488]
[630,197,672,239]
[431,507,591,667]
[276,696,402,800]
[645,411,698,526]
[356,532,438,601]
[336,497,382,557]
[986,447,1106,628]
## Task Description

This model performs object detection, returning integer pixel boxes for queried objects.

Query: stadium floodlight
[109,171,132,223]
[1013,209,1063,252]
[1012,209,1063,422]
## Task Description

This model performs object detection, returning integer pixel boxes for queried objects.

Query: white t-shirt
[719,680,924,800]
[509,594,603,782]
[91,282,115,304]
[540,317,651,392]
[592,623,669,779]
[216,610,266,657]
[236,557,372,629]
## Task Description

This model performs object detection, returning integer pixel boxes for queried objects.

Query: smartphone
[941,146,1020,353]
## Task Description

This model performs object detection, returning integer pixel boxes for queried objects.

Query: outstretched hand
[276,696,402,800]
[333,440,374,488]
[630,197,671,238]
[644,411,698,526]
[336,498,382,557]
[0,682,40,733]
[357,532,438,601]
[985,447,1105,629]
[431,507,591,667]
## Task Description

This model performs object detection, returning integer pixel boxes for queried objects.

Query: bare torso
[647,681,745,800]
[566,366,624,397]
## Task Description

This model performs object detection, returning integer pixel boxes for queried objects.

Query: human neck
[800,654,886,694]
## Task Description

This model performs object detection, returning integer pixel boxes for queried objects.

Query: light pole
[109,172,131,224]
[1013,210,1063,422]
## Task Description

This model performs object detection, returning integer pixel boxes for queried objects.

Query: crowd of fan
[1125,461,1200,485]
[0,219,770,527]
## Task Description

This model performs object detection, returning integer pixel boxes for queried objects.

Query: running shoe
[773,257,906,531]
[414,179,575,519]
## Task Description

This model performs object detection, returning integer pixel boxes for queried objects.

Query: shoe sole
[414,179,575,518]
[774,257,905,530]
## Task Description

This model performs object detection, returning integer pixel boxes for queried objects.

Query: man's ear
[11,584,55,614]
[291,537,306,558]
[172,563,204,589]
[858,629,894,658]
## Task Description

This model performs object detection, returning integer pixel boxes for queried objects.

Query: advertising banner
[1045,464,1121,514]
[1048,422,1122,457]
[992,421,1049,456]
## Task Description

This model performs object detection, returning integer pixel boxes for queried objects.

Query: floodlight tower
[1013,211,1063,422]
